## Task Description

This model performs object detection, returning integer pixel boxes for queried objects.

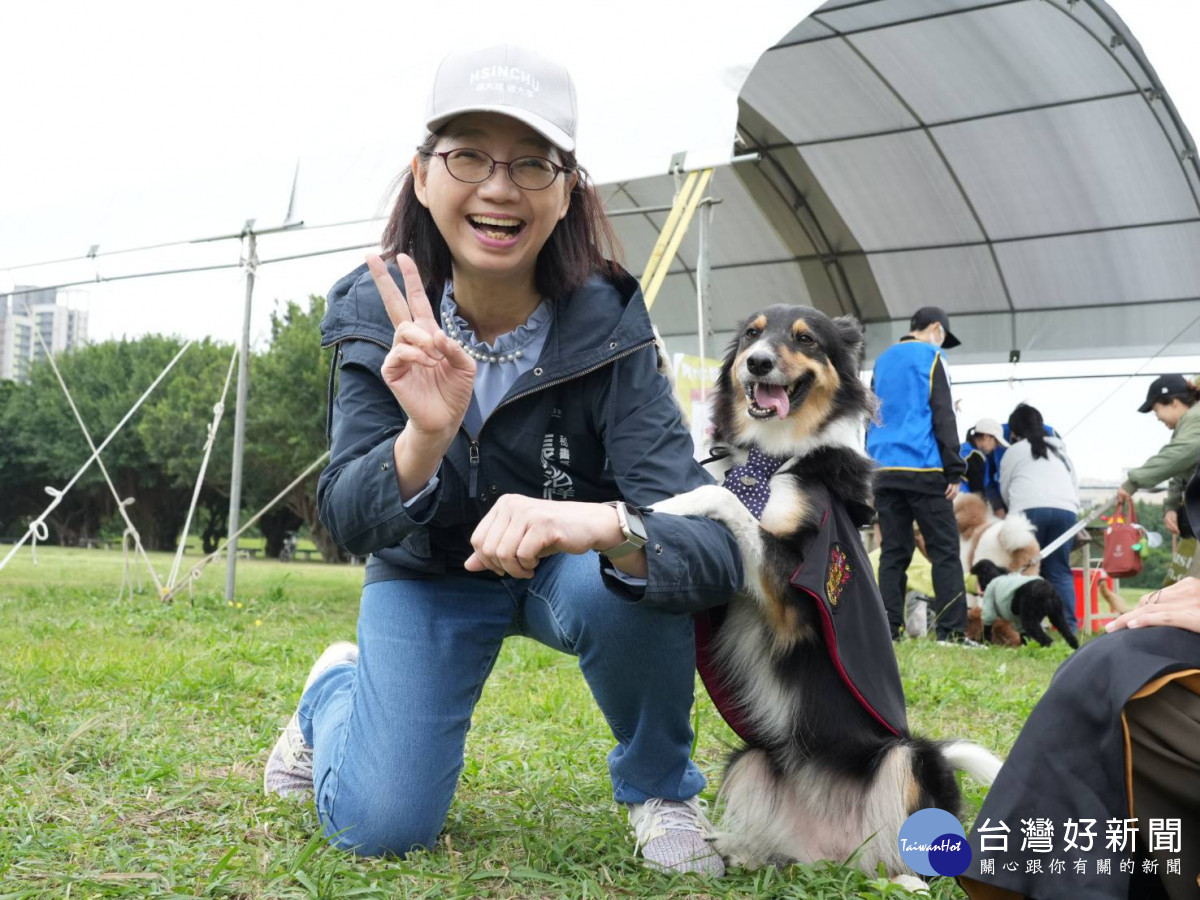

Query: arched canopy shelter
[598,0,1200,365]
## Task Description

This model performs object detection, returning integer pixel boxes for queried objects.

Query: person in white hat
[961,417,1009,514]
[263,45,736,876]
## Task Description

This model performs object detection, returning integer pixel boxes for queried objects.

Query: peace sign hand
[367,253,475,438]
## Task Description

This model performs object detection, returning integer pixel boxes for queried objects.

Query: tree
[138,339,237,492]
[244,296,340,561]
[0,337,196,548]
[137,338,239,553]
[0,309,346,560]
[0,378,48,538]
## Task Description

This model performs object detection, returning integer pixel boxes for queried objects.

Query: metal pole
[225,230,257,600]
[695,199,715,402]
[1080,527,1091,635]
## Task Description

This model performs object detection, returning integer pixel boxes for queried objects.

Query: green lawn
[0,548,1087,899]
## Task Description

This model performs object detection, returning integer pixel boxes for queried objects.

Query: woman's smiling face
[1153,397,1188,429]
[413,112,573,287]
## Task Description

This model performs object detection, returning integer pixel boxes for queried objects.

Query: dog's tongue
[756,383,790,419]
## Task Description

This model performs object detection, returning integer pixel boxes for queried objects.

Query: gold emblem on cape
[827,544,852,607]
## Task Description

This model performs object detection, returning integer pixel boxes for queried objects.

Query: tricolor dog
[650,305,1000,883]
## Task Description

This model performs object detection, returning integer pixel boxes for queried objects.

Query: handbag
[1101,498,1143,579]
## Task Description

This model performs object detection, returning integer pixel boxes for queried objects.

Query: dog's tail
[1098,580,1132,615]
[1042,588,1081,649]
[942,740,1003,786]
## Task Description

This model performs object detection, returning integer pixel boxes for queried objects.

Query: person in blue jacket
[866,306,972,644]
[262,45,741,875]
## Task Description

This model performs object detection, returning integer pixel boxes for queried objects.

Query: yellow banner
[1166,537,1197,586]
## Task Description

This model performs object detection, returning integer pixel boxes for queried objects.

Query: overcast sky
[2,0,1198,485]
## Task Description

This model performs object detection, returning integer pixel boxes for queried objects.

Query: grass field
[0,548,1123,899]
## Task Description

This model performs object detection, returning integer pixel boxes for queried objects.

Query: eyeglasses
[432,148,570,191]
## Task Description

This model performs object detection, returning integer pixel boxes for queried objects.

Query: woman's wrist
[594,504,626,553]
[597,504,648,578]
[394,426,457,501]
[606,548,648,579]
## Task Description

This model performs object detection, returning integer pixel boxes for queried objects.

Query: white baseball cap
[426,44,578,153]
[971,417,1009,447]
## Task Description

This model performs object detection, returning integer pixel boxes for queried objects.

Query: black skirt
[959,626,1200,899]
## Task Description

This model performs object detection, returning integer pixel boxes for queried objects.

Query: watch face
[623,504,649,543]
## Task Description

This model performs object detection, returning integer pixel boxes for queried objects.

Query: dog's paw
[889,874,930,894]
[708,831,764,871]
[650,484,729,518]
[651,484,759,532]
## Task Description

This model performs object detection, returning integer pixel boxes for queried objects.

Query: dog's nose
[747,355,774,377]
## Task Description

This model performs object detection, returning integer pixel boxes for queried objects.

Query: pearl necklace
[441,310,527,365]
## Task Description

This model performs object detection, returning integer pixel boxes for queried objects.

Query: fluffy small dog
[964,607,1022,648]
[953,492,1040,577]
[969,560,1080,649]
[966,607,1022,647]
[650,306,999,883]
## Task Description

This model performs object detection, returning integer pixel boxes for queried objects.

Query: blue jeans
[296,550,705,857]
[1023,506,1079,635]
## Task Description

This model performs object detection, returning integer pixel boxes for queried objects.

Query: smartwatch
[602,500,649,559]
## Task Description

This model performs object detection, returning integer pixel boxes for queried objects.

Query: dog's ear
[716,334,741,390]
[708,333,744,447]
[971,560,1001,588]
[831,315,865,362]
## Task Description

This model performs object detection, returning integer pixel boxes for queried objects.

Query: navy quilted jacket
[316,261,741,611]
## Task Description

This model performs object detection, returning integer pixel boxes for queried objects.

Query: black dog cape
[695,483,908,743]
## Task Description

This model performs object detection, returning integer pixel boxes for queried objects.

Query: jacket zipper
[467,339,655,501]
[468,440,480,497]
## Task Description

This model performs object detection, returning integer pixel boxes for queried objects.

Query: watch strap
[602,500,648,559]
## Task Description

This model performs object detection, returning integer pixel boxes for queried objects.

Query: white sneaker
[628,796,725,876]
[303,641,359,691]
[891,873,930,893]
[936,635,987,649]
[263,642,358,798]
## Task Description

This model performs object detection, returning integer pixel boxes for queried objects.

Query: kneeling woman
[263,45,740,875]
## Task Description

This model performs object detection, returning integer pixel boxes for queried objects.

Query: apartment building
[0,287,88,382]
